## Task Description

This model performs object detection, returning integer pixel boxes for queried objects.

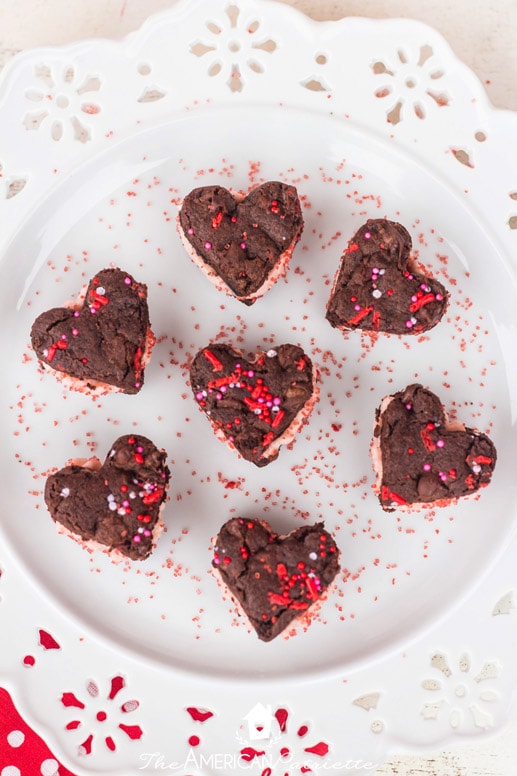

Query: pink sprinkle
[133,535,141,543]
[135,382,141,388]
[405,403,412,410]
[365,232,371,238]
[74,311,80,317]
[405,320,413,328]
[423,463,431,471]
[188,228,194,235]
[196,392,204,400]
[124,277,131,285]
[437,439,445,448]
[72,328,78,336]
[204,241,212,250]
[143,529,151,537]
[136,446,143,453]
[273,397,281,406]
[240,242,247,250]
[248,370,254,377]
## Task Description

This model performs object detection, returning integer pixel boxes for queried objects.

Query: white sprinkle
[97,286,106,295]
[372,289,382,299]
[60,487,70,498]
[118,507,126,516]
[472,464,481,474]
[267,349,277,358]
[309,551,318,560]
[109,502,117,511]
[129,491,136,499]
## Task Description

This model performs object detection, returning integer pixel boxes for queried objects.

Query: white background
[0,0,516,773]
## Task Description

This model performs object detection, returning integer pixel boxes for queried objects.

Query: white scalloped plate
[1,2,517,774]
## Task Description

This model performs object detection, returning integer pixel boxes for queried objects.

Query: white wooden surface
[0,0,516,773]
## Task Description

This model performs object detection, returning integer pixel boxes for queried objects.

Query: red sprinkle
[46,340,68,362]
[409,293,436,312]
[420,429,436,451]
[348,306,373,325]
[211,210,224,229]
[271,409,285,429]
[91,291,109,306]
[473,455,493,465]
[381,485,407,505]
[203,349,223,371]
[142,488,164,505]
[262,431,275,447]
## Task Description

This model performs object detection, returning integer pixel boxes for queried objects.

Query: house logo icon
[243,703,275,740]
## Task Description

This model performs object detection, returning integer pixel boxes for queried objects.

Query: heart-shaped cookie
[44,434,171,560]
[30,268,154,394]
[326,219,448,335]
[190,343,317,466]
[213,517,340,641]
[372,383,497,511]
[177,181,304,305]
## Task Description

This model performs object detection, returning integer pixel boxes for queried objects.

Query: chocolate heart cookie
[45,434,171,560]
[30,268,154,394]
[177,181,304,305]
[326,219,448,334]
[213,517,340,641]
[372,383,497,511]
[190,343,317,466]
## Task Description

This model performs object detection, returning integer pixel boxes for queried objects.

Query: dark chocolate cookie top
[178,181,303,301]
[45,434,170,560]
[374,383,497,510]
[213,517,340,641]
[190,343,316,466]
[326,219,448,334]
[30,267,151,394]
